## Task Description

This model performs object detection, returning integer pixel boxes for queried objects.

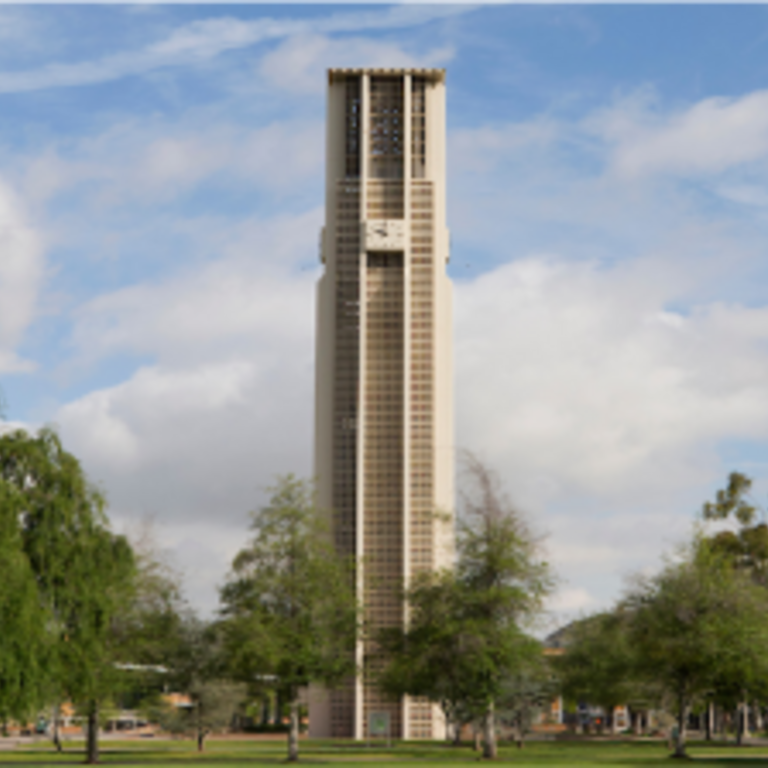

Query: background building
[312,68,454,740]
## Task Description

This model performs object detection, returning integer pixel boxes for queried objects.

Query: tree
[454,455,553,758]
[134,614,237,750]
[701,472,768,742]
[158,617,239,751]
[497,651,558,748]
[0,427,135,764]
[702,472,768,585]
[379,455,553,758]
[378,571,488,745]
[112,524,189,668]
[109,524,195,719]
[144,678,246,751]
[0,480,50,724]
[554,610,653,733]
[219,475,358,761]
[625,541,768,758]
[188,679,247,751]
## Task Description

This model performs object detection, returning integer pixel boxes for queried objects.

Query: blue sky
[2,4,768,621]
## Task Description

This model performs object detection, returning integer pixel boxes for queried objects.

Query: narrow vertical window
[345,77,361,178]
[411,77,426,179]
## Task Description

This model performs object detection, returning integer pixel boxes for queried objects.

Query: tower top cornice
[328,68,445,85]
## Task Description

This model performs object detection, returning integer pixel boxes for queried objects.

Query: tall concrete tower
[312,68,453,741]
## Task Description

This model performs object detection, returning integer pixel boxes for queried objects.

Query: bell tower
[312,68,453,740]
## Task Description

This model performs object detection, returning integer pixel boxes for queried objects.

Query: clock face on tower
[364,219,405,251]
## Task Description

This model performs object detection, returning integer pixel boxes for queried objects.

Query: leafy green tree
[701,472,768,741]
[702,472,768,585]
[143,678,246,751]
[109,526,196,718]
[0,480,50,724]
[625,541,768,758]
[136,609,233,745]
[378,571,488,745]
[497,651,558,748]
[113,525,189,667]
[0,427,135,764]
[379,456,552,758]
[69,530,134,764]
[219,475,358,761]
[454,456,552,758]
[188,679,247,751]
[554,609,652,733]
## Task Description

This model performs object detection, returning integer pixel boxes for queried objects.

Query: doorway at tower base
[307,685,448,741]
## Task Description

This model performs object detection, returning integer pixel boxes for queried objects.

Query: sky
[2,4,768,626]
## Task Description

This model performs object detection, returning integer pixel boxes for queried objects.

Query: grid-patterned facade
[313,68,453,741]
[328,177,361,738]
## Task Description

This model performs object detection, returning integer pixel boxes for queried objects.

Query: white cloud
[52,212,320,593]
[716,183,768,208]
[455,271,768,615]
[58,354,308,617]
[0,6,467,94]
[9,27,455,207]
[56,353,313,615]
[0,179,44,374]
[595,89,768,179]
[66,209,320,367]
[546,587,597,614]
[454,253,768,617]
[135,122,323,194]
[117,0,189,14]
[450,119,560,175]
[147,520,246,617]
[259,34,453,94]
[0,9,42,50]
[19,119,325,208]
[456,256,768,504]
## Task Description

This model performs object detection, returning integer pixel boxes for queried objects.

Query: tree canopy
[554,608,655,731]
[0,427,136,763]
[0,479,49,723]
[625,540,768,757]
[379,456,553,758]
[219,475,358,761]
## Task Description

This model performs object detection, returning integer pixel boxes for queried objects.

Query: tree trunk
[482,702,497,759]
[442,706,457,745]
[473,727,481,751]
[737,699,749,745]
[197,729,205,752]
[755,702,763,734]
[672,689,687,759]
[743,699,750,740]
[705,701,713,741]
[85,700,99,765]
[275,691,283,727]
[52,703,62,752]
[287,698,299,762]
[633,710,642,736]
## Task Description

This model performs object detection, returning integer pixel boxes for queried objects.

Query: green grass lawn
[4,738,768,767]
